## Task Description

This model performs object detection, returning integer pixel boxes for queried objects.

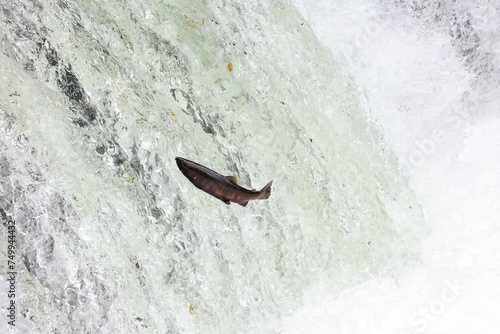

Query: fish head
[176,157,189,173]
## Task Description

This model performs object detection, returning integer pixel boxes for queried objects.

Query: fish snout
[175,157,188,173]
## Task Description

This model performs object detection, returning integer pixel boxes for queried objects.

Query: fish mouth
[175,157,188,173]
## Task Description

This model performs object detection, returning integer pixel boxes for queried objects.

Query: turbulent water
[0,0,430,333]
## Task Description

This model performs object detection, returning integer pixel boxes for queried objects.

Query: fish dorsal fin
[226,176,239,185]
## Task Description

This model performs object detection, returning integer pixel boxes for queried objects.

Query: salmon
[175,157,272,207]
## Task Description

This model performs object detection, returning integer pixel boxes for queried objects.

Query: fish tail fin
[259,181,273,200]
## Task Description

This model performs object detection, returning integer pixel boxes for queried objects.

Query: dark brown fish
[175,157,272,207]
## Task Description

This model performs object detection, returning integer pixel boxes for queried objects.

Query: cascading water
[0,0,470,333]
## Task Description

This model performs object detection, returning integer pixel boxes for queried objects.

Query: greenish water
[0,0,424,333]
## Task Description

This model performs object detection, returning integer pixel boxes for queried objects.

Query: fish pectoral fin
[238,201,248,207]
[226,176,240,185]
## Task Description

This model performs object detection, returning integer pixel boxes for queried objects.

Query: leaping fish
[175,157,272,207]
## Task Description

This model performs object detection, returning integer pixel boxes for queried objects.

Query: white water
[0,0,498,333]
[286,0,500,333]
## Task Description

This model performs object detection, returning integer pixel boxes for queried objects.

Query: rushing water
[0,0,442,333]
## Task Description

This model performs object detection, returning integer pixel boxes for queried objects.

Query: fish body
[175,157,272,207]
